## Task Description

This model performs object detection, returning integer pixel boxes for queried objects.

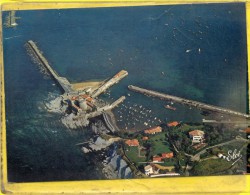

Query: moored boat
[164,105,176,111]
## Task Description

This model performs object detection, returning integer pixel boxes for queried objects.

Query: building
[144,165,154,176]
[167,121,180,127]
[125,139,139,147]
[142,136,149,141]
[152,156,162,162]
[217,153,224,158]
[144,126,162,135]
[80,94,94,103]
[243,127,250,134]
[161,152,174,159]
[189,130,205,144]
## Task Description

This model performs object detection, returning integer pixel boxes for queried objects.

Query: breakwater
[27,40,73,93]
[128,85,250,119]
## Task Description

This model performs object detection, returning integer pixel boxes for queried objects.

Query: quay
[92,70,128,98]
[103,111,120,132]
[103,112,116,132]
[85,96,126,119]
[202,119,250,124]
[27,40,73,93]
[128,85,250,119]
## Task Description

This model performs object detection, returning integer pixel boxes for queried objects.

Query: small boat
[164,105,176,111]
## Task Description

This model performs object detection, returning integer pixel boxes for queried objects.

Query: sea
[2,3,248,182]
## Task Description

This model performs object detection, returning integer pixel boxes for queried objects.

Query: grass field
[191,158,232,175]
[124,146,147,164]
[125,132,173,164]
[147,132,171,155]
[176,124,204,133]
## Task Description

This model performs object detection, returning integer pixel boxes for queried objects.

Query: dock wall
[92,70,128,98]
[86,96,125,119]
[103,112,116,132]
[27,40,73,93]
[128,85,249,119]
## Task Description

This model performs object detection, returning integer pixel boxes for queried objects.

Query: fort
[26,40,128,130]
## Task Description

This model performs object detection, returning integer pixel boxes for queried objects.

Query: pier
[27,40,128,97]
[128,85,250,119]
[27,40,73,93]
[26,40,127,127]
[4,11,20,27]
[85,96,125,119]
[103,112,118,132]
[91,70,128,98]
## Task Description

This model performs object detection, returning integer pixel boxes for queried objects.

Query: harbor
[26,40,128,129]
[4,4,248,182]
[128,85,250,119]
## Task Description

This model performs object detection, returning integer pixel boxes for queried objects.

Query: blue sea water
[2,3,248,182]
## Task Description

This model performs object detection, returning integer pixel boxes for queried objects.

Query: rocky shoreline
[102,148,132,179]
[44,94,133,179]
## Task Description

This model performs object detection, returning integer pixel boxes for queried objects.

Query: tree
[210,147,222,155]
[138,164,145,173]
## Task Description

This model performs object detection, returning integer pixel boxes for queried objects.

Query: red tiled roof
[142,136,149,141]
[243,127,250,133]
[71,96,78,100]
[144,126,162,134]
[125,139,139,146]
[162,152,174,158]
[167,121,179,127]
[189,130,204,137]
[80,94,94,102]
[152,156,162,162]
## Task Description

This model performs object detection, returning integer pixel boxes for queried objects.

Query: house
[152,156,162,162]
[243,127,250,134]
[125,139,139,147]
[189,130,205,143]
[144,165,154,176]
[71,96,78,100]
[167,121,180,127]
[144,126,162,134]
[80,94,94,103]
[161,152,174,159]
[142,136,149,141]
[217,153,224,158]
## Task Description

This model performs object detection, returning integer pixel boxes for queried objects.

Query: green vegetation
[200,152,212,159]
[124,146,146,165]
[204,124,241,146]
[147,132,171,155]
[191,158,232,176]
[168,124,195,154]
[124,132,173,165]
[123,122,247,176]
[161,159,176,166]
[176,124,204,133]
[221,141,247,152]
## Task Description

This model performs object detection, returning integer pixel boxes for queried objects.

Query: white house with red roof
[188,130,205,144]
